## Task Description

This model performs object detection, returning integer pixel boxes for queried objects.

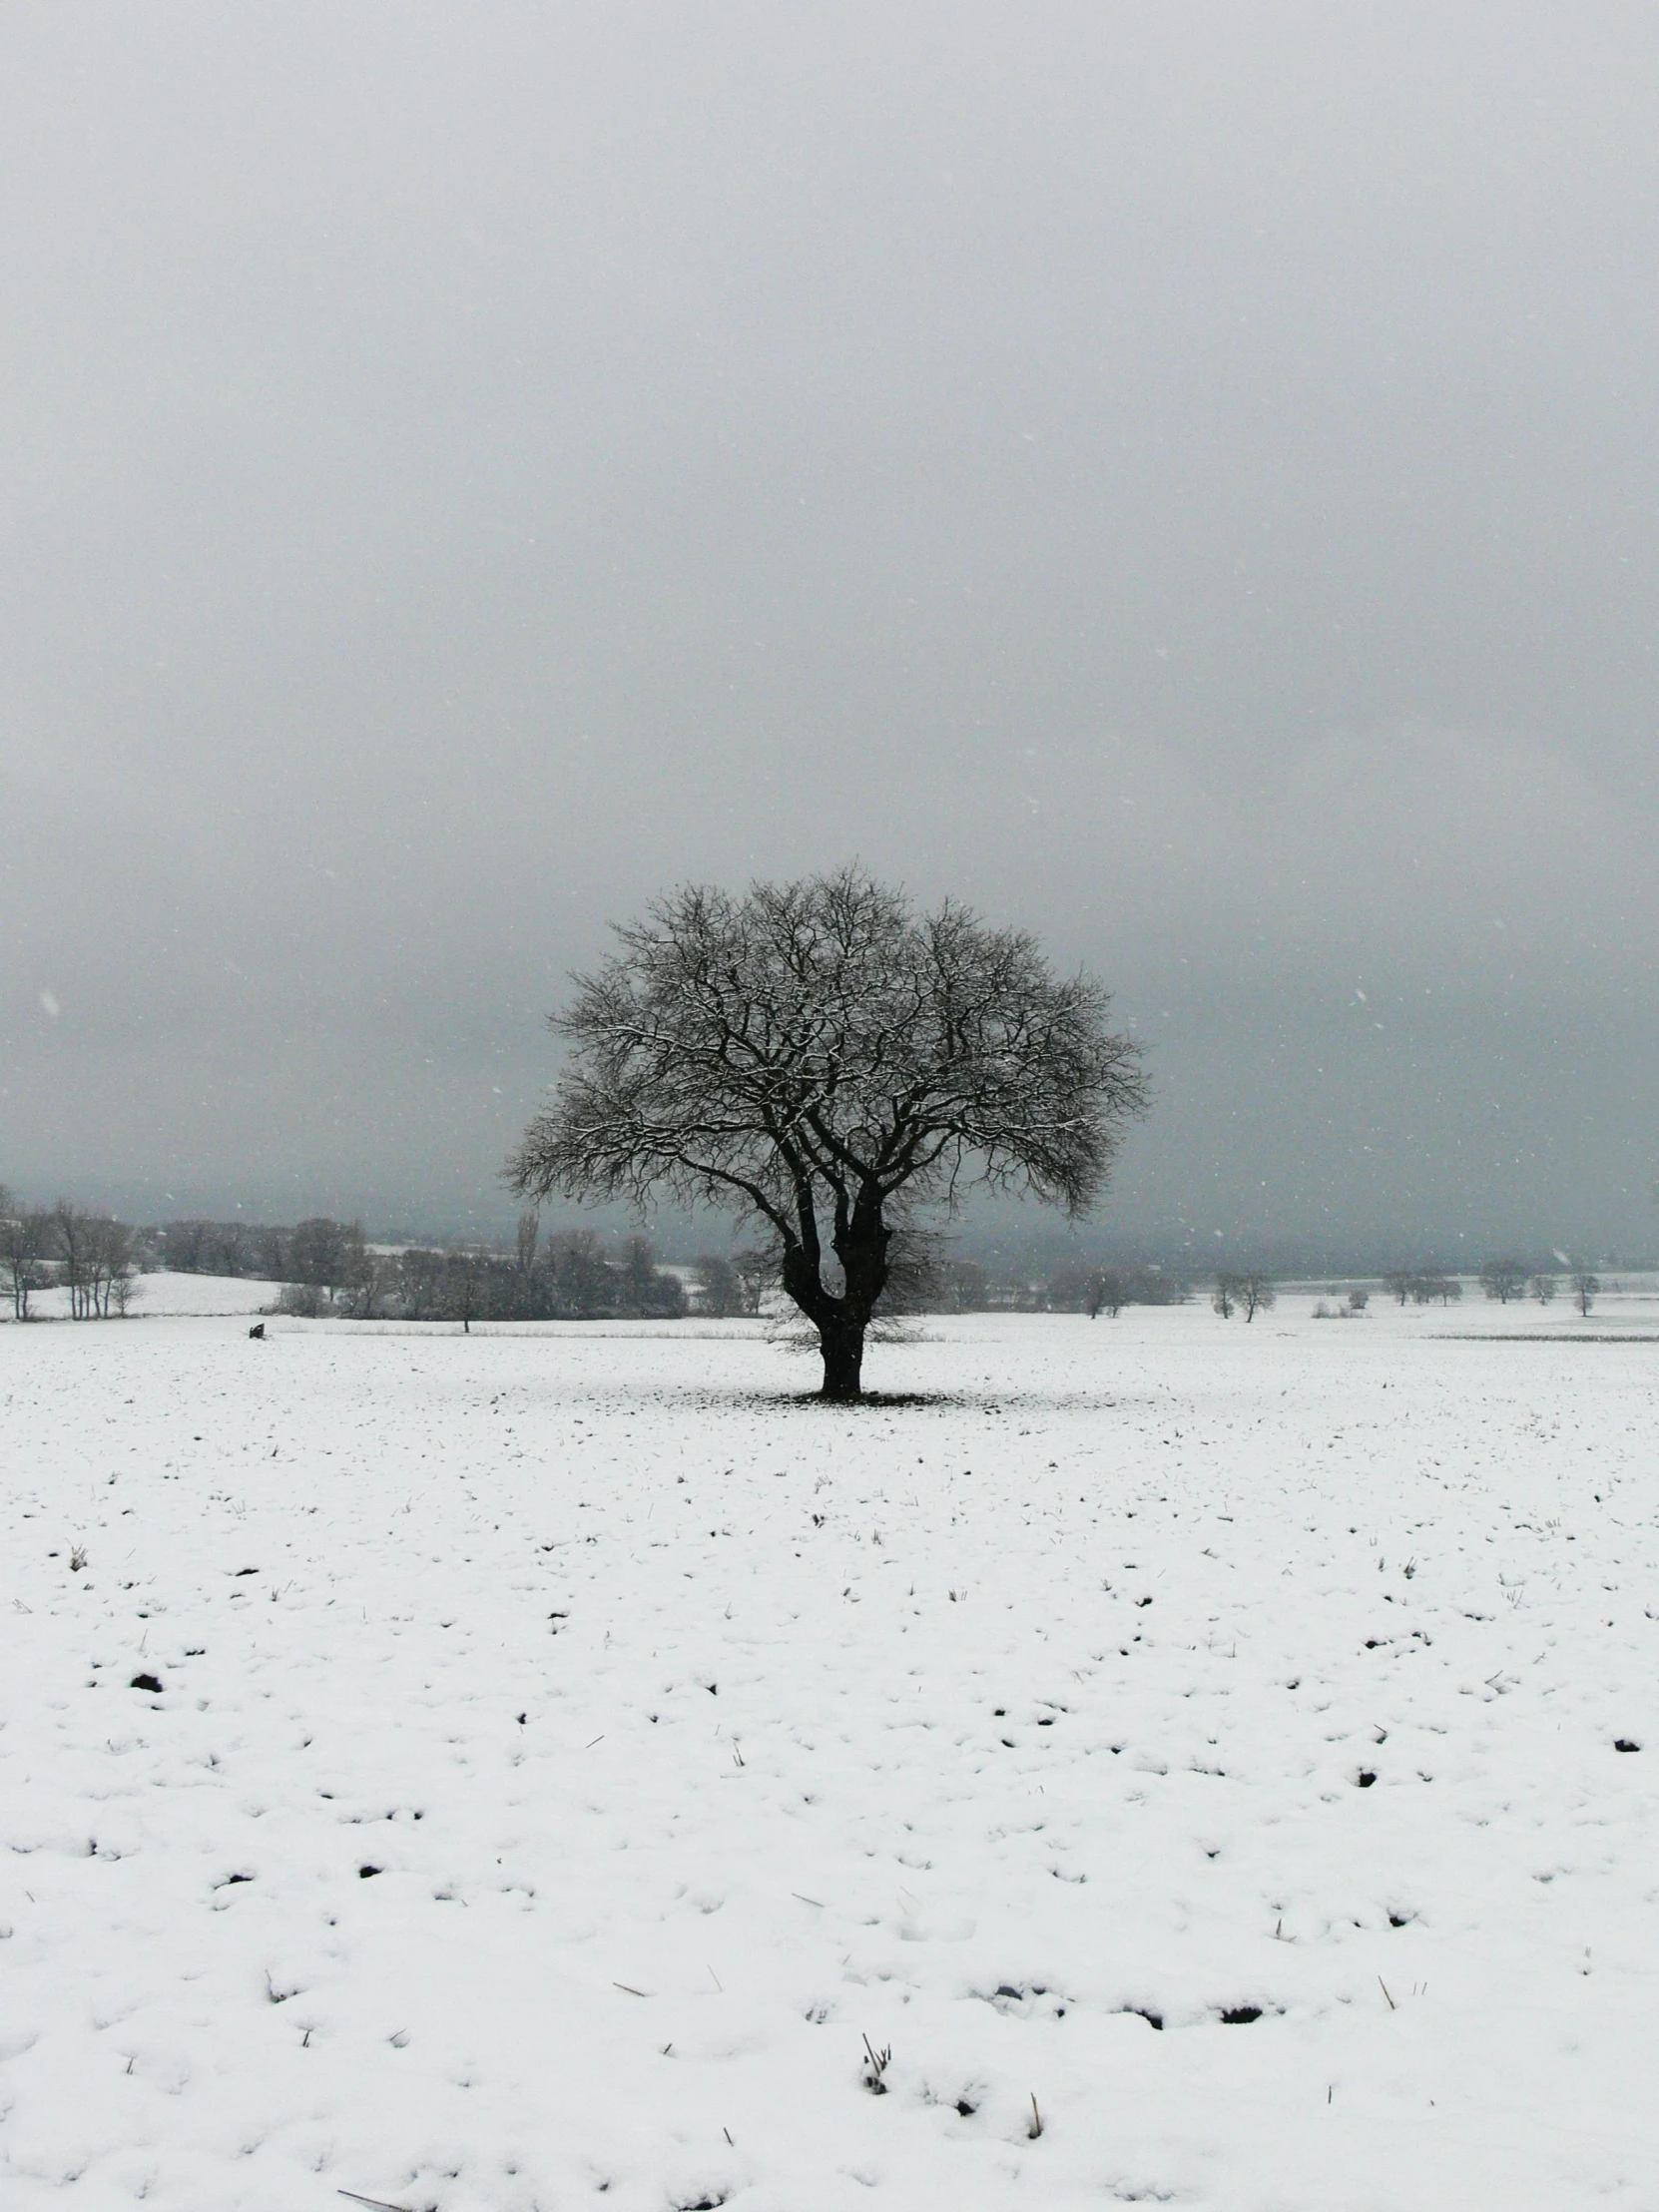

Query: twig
[338,2193,418,2212]
[613,1982,650,1997]
[1028,2092,1043,2139]
[1378,1975,1396,2010]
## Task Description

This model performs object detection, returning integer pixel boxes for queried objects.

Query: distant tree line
[1383,1270,1464,1307]
[274,1218,694,1326]
[159,1218,290,1277]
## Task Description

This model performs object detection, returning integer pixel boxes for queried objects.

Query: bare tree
[164,1219,209,1273]
[1571,1269,1600,1316]
[1237,1271,1276,1322]
[693,1254,744,1318]
[1479,1260,1528,1304]
[0,1202,52,1320]
[84,1216,137,1317]
[51,1204,136,1318]
[445,1252,486,1332]
[1383,1270,1416,1306]
[507,870,1147,1398]
[53,1201,92,1319]
[1528,1272,1556,1305]
[515,1210,540,1281]
[287,1218,366,1309]
[1215,1270,1274,1321]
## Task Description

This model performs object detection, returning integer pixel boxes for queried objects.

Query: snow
[2,1303,1656,2209]
[24,1274,279,1323]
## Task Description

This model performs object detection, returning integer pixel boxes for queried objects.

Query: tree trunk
[819,1320,865,1400]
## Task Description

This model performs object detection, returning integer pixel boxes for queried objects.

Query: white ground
[26,1274,278,1323]
[2,1295,1656,2210]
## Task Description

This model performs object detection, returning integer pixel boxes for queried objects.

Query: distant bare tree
[930,1258,992,1313]
[1571,1270,1600,1316]
[445,1252,486,1333]
[1236,1272,1277,1322]
[85,1216,137,1317]
[1383,1270,1416,1306]
[693,1255,744,1318]
[53,1201,92,1318]
[109,1257,143,1316]
[287,1218,366,1308]
[339,1248,397,1320]
[164,1220,209,1273]
[1479,1260,1528,1304]
[508,870,1147,1397]
[0,1203,52,1320]
[1212,1273,1239,1320]
[1528,1272,1556,1305]
[53,1205,136,1318]
[1412,1275,1462,1307]
[515,1210,540,1282]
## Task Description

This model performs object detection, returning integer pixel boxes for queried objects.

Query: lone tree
[1479,1259,1528,1304]
[507,869,1148,1398]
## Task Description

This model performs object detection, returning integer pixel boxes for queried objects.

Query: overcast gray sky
[2,2,1655,1261]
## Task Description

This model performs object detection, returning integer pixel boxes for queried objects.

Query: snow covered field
[25,1274,278,1324]
[2,1302,1656,2210]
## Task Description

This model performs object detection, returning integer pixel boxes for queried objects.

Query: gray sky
[3,3,1655,1261]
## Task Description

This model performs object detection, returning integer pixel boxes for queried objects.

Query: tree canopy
[508,868,1148,1395]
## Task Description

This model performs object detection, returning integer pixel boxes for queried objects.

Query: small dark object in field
[358,1865,382,1879]
[861,2033,891,2092]
[1388,1913,1410,1927]
[955,2097,977,2116]
[1219,2005,1263,2025]
[130,1673,163,1694]
[1358,1772,1377,1788]
[995,1984,1022,1999]
[517,1712,527,1725]
[235,1567,259,1577]
[1125,2007,1163,2030]
[249,1323,265,1340]
[1615,1739,1641,1753]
